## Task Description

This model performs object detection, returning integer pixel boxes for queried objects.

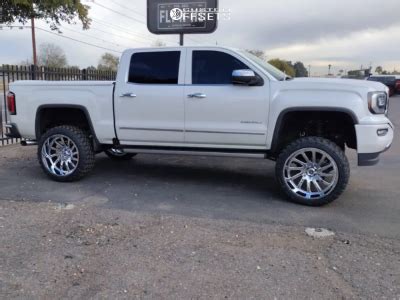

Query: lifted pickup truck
[6,46,394,206]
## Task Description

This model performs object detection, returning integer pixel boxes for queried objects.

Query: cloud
[216,0,400,49]
[0,0,399,74]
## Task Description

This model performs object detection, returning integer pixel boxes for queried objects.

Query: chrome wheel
[41,134,79,177]
[283,148,339,200]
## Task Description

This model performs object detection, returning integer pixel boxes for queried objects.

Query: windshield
[238,50,288,81]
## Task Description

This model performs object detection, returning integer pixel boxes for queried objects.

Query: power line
[89,22,155,46]
[91,19,155,43]
[91,2,146,25]
[60,26,131,49]
[94,0,209,46]
[90,2,181,46]
[36,27,123,53]
[91,18,178,46]
[3,25,123,53]
[104,0,146,18]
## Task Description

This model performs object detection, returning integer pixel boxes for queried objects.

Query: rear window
[128,51,181,84]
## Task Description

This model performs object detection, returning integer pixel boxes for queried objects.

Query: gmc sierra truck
[5,46,394,206]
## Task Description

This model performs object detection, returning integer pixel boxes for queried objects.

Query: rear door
[115,49,186,145]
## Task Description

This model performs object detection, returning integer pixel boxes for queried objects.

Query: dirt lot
[0,97,399,298]
[0,200,399,299]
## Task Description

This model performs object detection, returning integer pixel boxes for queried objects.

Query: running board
[122,147,267,159]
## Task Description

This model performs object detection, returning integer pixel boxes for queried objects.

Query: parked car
[395,75,400,94]
[5,46,394,206]
[367,75,399,96]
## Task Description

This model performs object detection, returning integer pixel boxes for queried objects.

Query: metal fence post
[82,69,87,80]
[30,64,36,80]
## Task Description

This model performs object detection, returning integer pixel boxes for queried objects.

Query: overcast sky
[1,0,399,75]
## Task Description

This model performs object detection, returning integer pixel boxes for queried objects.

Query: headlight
[368,92,388,114]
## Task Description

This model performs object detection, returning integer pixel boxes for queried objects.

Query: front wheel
[276,137,350,206]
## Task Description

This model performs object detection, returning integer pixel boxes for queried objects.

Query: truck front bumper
[356,122,394,166]
[5,123,22,139]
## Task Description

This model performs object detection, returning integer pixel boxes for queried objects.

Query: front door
[184,49,269,148]
[115,49,186,145]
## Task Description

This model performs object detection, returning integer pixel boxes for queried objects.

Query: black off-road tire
[276,136,350,206]
[104,149,137,161]
[38,125,95,182]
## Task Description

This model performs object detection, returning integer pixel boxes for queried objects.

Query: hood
[288,77,388,92]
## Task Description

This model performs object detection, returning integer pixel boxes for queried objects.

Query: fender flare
[35,104,100,147]
[269,107,359,154]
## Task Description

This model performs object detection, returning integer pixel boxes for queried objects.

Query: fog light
[377,129,388,136]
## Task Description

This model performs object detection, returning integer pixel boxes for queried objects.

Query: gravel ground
[0,199,399,299]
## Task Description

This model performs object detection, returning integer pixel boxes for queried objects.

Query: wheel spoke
[320,172,335,177]
[301,152,310,163]
[311,150,317,163]
[286,166,303,171]
[292,158,306,166]
[306,180,311,193]
[297,178,305,189]
[313,180,323,192]
[319,154,326,165]
[321,163,334,171]
[288,172,303,181]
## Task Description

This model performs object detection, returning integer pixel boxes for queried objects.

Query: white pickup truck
[5,46,394,206]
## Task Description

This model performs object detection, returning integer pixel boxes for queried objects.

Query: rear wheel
[276,137,350,206]
[38,125,95,182]
[104,148,136,161]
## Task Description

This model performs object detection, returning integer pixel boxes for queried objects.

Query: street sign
[147,0,218,35]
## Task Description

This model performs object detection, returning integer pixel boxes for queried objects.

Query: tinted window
[368,76,396,85]
[128,51,180,84]
[192,51,250,84]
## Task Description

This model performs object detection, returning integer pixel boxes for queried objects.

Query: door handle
[188,93,207,99]
[120,93,137,98]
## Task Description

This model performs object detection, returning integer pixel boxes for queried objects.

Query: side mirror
[232,69,262,86]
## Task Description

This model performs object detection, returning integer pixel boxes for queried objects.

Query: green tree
[268,58,295,77]
[293,61,308,77]
[98,53,119,72]
[86,66,97,71]
[1,0,90,30]
[38,43,67,68]
[375,66,383,74]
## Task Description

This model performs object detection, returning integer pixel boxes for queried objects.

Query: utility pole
[31,16,37,66]
[328,64,332,76]
[308,65,311,77]
[179,33,184,46]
